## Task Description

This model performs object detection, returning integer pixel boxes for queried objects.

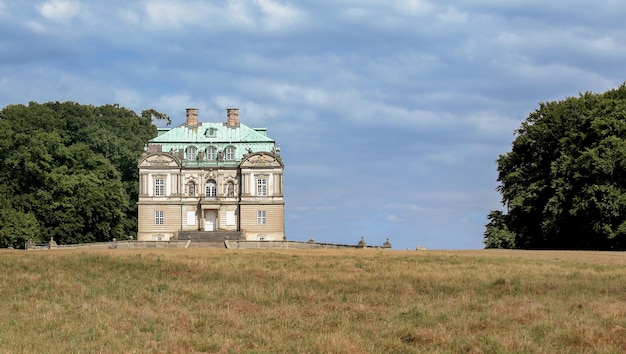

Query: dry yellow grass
[0,248,625,353]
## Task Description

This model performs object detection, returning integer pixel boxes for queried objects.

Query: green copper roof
[151,122,274,144]
[147,121,278,166]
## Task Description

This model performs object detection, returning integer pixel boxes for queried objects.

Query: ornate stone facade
[137,108,284,241]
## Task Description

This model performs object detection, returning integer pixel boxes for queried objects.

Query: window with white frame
[186,146,197,160]
[155,210,164,225]
[154,178,165,196]
[205,181,217,197]
[257,210,266,225]
[186,210,196,225]
[225,146,235,160]
[257,178,267,196]
[206,146,216,160]
[226,210,235,226]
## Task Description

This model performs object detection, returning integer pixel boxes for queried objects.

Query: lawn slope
[1,249,625,353]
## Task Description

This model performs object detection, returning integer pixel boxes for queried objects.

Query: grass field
[1,248,625,353]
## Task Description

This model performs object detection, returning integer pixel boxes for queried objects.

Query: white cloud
[437,6,467,23]
[256,0,302,30]
[212,96,281,125]
[265,83,332,106]
[152,94,197,117]
[143,1,218,28]
[225,0,255,27]
[387,214,404,223]
[590,36,617,52]
[25,20,47,33]
[114,89,143,111]
[142,0,301,31]
[37,0,79,21]
[117,8,141,25]
[466,111,520,137]
[393,0,432,14]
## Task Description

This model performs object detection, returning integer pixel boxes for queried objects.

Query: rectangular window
[226,211,235,226]
[257,210,266,225]
[186,211,196,225]
[207,147,215,160]
[226,146,234,160]
[155,210,164,225]
[186,146,197,160]
[154,178,165,196]
[257,178,267,196]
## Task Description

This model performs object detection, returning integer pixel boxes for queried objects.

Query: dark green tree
[489,84,626,250]
[0,102,158,248]
[141,109,171,126]
[483,210,516,249]
[0,184,40,248]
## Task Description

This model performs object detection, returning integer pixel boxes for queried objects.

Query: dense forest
[0,102,160,248]
[486,84,626,250]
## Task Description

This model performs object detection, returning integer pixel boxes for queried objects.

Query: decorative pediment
[184,175,198,183]
[138,153,181,168]
[222,172,238,183]
[241,152,283,168]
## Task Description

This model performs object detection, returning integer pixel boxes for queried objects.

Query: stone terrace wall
[27,240,191,250]
[225,240,386,250]
[25,239,390,251]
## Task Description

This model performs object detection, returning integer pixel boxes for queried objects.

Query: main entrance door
[204,210,217,231]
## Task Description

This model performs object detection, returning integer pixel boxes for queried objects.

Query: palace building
[137,108,284,241]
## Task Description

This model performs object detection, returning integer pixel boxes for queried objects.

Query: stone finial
[357,236,367,248]
[307,238,316,243]
[49,237,57,248]
[382,238,392,248]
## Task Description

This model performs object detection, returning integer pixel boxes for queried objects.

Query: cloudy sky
[1,0,625,249]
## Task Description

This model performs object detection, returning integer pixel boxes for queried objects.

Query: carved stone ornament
[222,173,237,182]
[241,152,283,168]
[146,155,176,166]
[249,154,273,166]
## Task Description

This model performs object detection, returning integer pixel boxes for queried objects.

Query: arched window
[205,180,217,197]
[186,146,197,160]
[206,146,216,160]
[225,146,235,160]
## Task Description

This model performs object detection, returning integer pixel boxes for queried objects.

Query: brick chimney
[185,108,199,126]
[226,108,239,127]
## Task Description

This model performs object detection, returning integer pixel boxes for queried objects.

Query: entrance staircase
[176,231,244,248]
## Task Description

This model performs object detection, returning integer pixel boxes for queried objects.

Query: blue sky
[1,0,625,249]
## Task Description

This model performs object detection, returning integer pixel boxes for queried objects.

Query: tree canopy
[0,102,158,248]
[486,84,626,250]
